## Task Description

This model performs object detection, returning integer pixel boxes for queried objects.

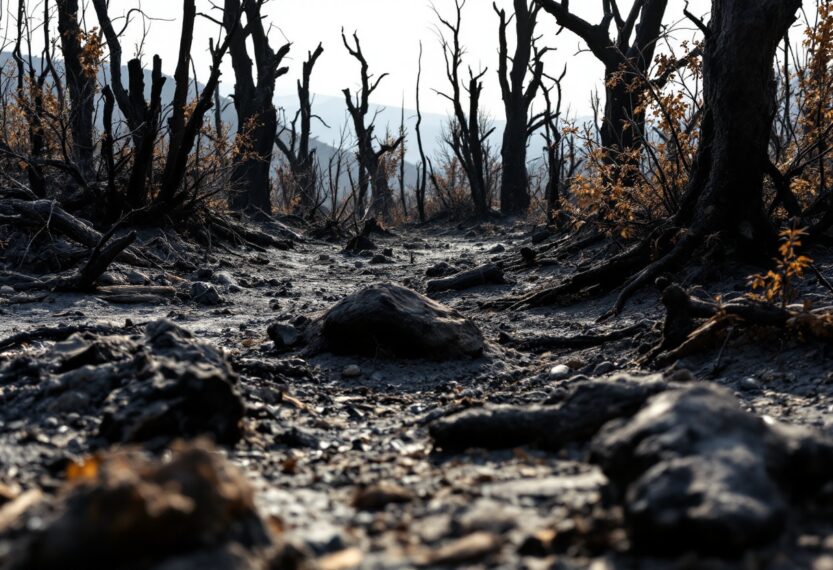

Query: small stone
[488,244,505,254]
[267,323,301,351]
[0,285,14,295]
[342,365,362,378]
[212,271,237,287]
[189,282,223,306]
[549,364,571,380]
[382,247,393,257]
[352,482,414,510]
[125,270,149,285]
[369,254,393,265]
[739,377,760,392]
[593,361,615,375]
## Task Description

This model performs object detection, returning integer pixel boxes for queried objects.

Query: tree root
[645,280,833,366]
[499,321,652,353]
[430,377,667,452]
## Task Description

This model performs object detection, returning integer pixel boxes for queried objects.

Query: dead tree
[398,100,408,218]
[434,0,494,218]
[494,0,547,215]
[509,0,802,316]
[275,43,324,215]
[535,0,668,165]
[414,42,428,223]
[11,0,46,197]
[161,0,197,191]
[56,0,96,182]
[223,0,291,218]
[341,30,403,221]
[92,0,236,218]
[540,70,577,218]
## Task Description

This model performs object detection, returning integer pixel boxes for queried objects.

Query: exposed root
[645,281,833,366]
[499,320,652,353]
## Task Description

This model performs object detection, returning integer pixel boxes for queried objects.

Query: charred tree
[161,0,197,190]
[223,0,291,218]
[434,0,494,217]
[415,42,428,223]
[494,1,546,215]
[56,0,96,182]
[341,30,403,221]
[511,0,802,316]
[275,43,325,215]
[535,0,668,164]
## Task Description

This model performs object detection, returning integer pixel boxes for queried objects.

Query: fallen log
[426,263,506,294]
[5,199,151,267]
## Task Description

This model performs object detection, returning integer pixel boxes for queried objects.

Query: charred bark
[494,1,545,215]
[56,0,96,182]
[223,0,290,218]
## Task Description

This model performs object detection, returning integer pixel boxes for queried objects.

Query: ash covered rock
[4,440,298,570]
[308,283,484,360]
[98,321,243,446]
[0,320,244,449]
[591,384,833,555]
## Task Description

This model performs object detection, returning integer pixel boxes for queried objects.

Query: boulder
[310,284,484,360]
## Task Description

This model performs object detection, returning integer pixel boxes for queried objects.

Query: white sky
[75,0,716,117]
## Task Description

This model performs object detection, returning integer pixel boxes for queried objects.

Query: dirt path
[2,224,833,568]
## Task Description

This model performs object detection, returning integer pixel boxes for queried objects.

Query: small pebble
[342,365,362,378]
[549,364,571,380]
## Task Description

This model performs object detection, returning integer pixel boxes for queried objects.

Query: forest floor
[1,220,833,569]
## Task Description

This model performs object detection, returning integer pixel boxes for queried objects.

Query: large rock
[591,384,833,555]
[310,284,484,359]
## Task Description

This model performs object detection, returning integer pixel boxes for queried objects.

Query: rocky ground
[1,220,833,569]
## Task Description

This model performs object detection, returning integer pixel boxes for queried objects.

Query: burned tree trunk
[224,0,290,218]
[435,0,493,217]
[415,42,428,223]
[161,0,197,188]
[56,0,96,182]
[275,43,324,215]
[494,1,545,215]
[675,0,801,249]
[342,31,403,221]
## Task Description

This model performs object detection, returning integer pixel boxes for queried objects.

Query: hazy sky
[5,0,816,117]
